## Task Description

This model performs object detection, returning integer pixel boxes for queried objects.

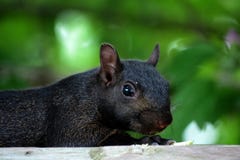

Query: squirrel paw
[139,135,175,145]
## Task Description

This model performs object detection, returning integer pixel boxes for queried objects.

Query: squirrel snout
[140,110,173,133]
[157,122,169,130]
[157,115,172,131]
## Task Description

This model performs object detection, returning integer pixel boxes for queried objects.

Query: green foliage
[161,41,240,143]
[0,0,239,144]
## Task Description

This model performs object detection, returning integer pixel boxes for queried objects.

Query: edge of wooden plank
[0,145,240,160]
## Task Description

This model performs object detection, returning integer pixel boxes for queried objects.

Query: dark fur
[0,44,172,147]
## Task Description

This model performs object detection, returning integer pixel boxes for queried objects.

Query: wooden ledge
[0,145,240,160]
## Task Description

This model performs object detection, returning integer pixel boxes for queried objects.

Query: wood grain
[0,145,240,160]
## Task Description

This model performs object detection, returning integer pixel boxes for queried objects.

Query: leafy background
[0,0,239,144]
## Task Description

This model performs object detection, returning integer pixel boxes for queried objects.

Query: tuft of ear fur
[99,43,123,86]
[147,44,160,67]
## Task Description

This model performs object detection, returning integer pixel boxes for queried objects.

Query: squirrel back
[0,43,172,147]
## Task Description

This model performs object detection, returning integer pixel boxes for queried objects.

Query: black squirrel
[0,43,173,147]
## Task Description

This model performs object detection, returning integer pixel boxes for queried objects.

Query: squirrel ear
[147,44,160,67]
[99,43,122,86]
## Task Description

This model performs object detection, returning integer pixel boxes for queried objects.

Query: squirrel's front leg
[99,131,174,146]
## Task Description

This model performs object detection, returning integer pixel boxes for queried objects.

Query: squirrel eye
[122,84,136,97]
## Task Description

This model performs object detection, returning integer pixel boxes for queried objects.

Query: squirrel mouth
[143,122,169,135]
[141,122,169,135]
[140,127,165,136]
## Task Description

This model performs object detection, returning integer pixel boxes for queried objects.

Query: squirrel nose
[157,116,172,130]
[157,122,168,130]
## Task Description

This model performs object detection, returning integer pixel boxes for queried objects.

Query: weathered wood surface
[0,145,240,160]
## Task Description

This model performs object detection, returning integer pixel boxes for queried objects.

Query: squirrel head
[98,43,172,135]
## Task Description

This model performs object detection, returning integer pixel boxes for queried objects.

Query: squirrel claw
[138,135,174,145]
[165,139,176,145]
